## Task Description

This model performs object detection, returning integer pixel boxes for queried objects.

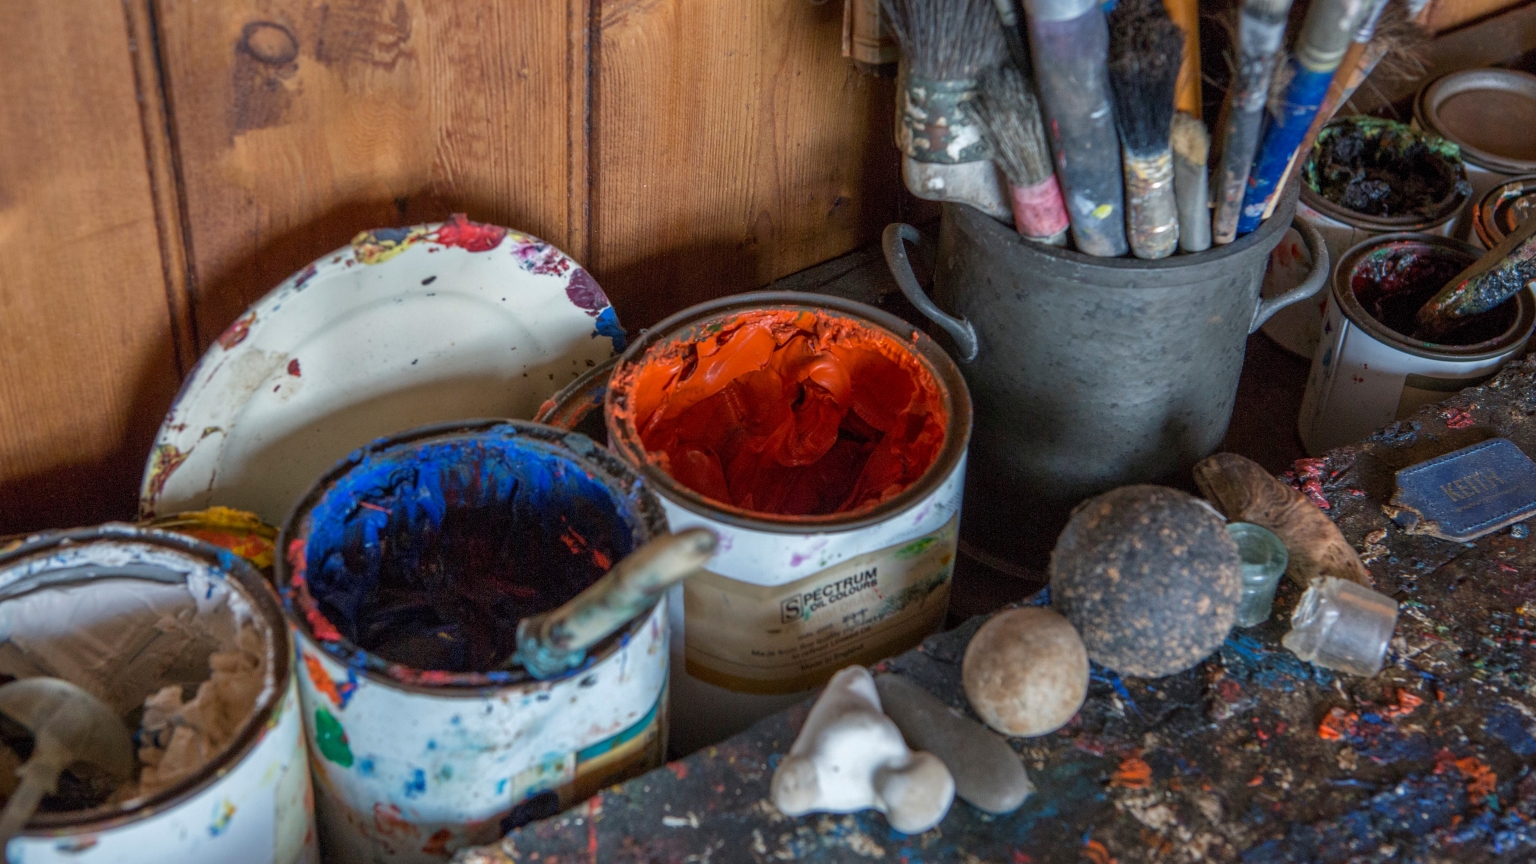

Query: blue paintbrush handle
[1235,65,1334,235]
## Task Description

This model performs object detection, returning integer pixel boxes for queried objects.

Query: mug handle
[1250,215,1329,334]
[883,223,980,362]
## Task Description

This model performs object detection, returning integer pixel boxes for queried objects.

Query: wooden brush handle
[1163,0,1201,118]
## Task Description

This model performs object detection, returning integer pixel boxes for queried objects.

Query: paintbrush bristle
[881,0,1008,80]
[1107,0,1185,157]
[1171,112,1210,165]
[973,65,1054,186]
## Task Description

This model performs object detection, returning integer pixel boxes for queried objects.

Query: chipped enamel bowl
[140,216,625,525]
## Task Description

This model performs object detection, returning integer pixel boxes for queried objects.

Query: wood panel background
[0,0,1523,533]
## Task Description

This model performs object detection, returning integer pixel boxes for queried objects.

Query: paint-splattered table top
[458,359,1536,863]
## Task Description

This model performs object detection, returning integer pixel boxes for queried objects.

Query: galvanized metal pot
[884,182,1328,570]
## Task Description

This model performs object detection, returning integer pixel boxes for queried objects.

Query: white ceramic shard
[771,666,955,834]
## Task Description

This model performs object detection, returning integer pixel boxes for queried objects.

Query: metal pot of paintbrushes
[884,180,1329,573]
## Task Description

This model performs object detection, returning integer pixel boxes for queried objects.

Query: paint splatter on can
[600,293,972,755]
[0,525,315,864]
[278,421,669,863]
[1299,234,1536,454]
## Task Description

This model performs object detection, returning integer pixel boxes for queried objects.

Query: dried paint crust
[463,360,1536,863]
[610,309,947,518]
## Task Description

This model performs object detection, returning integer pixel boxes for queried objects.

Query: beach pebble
[874,673,1033,813]
[771,666,954,833]
[962,607,1089,737]
[1050,485,1241,678]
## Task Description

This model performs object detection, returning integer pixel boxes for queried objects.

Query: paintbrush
[1414,215,1536,341]
[1211,0,1295,245]
[884,0,1012,220]
[1235,0,1382,236]
[1108,0,1184,260]
[974,64,1069,245]
[511,528,717,678]
[990,0,1033,72]
[1022,0,1127,256]
[1298,0,1429,158]
[1164,0,1201,118]
[1172,112,1211,253]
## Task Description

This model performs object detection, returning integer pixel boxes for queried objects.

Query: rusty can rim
[276,418,669,696]
[0,524,293,834]
[1416,69,1536,175]
[603,291,973,534]
[1473,173,1536,250]
[1333,232,1536,361]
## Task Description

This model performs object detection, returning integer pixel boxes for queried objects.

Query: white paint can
[1299,234,1536,454]
[602,293,972,755]
[278,421,670,863]
[0,525,315,864]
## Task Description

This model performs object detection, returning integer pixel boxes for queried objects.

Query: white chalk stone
[874,673,1034,814]
[771,666,955,834]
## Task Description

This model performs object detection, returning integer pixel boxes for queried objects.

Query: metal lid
[1417,69,1536,174]
[1474,173,1536,249]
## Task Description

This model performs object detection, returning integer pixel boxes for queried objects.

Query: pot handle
[883,223,979,361]
[1250,215,1330,334]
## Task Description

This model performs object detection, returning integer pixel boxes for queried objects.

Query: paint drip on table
[614,308,947,517]
[289,433,636,679]
[1350,241,1516,345]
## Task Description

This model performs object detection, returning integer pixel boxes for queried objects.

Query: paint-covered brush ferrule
[1009,176,1070,245]
[900,75,988,164]
[1122,148,1179,260]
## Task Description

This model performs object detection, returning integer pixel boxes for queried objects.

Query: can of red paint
[1299,234,1536,454]
[602,293,972,755]
[0,525,315,864]
[277,420,670,864]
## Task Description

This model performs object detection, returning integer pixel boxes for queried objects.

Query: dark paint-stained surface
[461,357,1536,863]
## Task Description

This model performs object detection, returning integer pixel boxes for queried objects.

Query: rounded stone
[962,607,1089,737]
[1049,485,1242,678]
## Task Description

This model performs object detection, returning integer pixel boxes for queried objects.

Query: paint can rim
[602,291,973,534]
[1415,68,1536,175]
[0,524,293,835]
[276,418,670,695]
[1297,119,1470,233]
[1473,173,1536,250]
[1331,232,1536,361]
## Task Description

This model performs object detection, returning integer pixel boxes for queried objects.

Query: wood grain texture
[0,0,182,532]
[1426,0,1529,33]
[154,0,586,348]
[591,0,906,328]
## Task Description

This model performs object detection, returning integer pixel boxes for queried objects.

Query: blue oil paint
[404,768,427,798]
[301,429,637,673]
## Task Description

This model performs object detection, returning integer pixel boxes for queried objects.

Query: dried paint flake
[433,213,508,253]
[217,311,257,350]
[1111,756,1153,789]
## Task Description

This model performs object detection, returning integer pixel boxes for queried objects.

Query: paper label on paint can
[683,516,957,694]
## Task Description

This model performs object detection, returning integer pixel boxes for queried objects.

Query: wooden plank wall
[0,0,902,533]
[8,0,1514,533]
[0,1,185,530]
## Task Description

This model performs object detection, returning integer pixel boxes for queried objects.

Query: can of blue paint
[601,293,971,756]
[0,524,315,864]
[277,420,670,864]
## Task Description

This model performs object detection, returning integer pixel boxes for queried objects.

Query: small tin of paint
[1299,234,1536,454]
[1415,69,1536,243]
[1473,174,1536,250]
[1298,118,1470,274]
[278,420,670,864]
[602,292,972,755]
[0,525,315,864]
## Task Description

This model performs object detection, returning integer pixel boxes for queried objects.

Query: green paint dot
[896,537,937,559]
[315,707,354,768]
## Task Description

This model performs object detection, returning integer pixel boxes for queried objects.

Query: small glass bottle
[1225,522,1287,627]
[1282,577,1399,677]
